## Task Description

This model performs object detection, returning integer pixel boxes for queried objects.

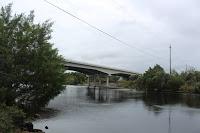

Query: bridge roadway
[65,60,137,87]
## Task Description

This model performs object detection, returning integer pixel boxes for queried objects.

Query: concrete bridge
[65,60,137,87]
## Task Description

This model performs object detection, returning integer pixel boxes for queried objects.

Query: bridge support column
[94,75,96,86]
[98,75,101,86]
[106,76,110,87]
[87,75,90,86]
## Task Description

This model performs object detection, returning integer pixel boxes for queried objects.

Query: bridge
[65,60,137,87]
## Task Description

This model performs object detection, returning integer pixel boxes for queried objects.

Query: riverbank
[15,129,44,133]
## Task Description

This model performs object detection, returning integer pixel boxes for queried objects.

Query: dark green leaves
[0,4,66,112]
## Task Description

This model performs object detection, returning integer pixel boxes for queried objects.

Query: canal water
[34,85,200,133]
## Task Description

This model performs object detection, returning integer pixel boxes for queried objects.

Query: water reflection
[87,87,200,110]
[86,87,200,133]
[140,93,200,115]
[34,86,200,133]
[87,87,130,103]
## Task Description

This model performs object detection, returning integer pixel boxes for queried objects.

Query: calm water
[34,85,200,133]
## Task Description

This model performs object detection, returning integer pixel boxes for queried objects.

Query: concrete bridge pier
[106,75,110,87]
[93,75,97,87]
[87,75,90,86]
[98,75,101,86]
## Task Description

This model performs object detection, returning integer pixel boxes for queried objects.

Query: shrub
[0,104,25,133]
[180,84,195,93]
[194,82,200,93]
[118,80,136,89]
[166,75,184,91]
[136,65,168,91]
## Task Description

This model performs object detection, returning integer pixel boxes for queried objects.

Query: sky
[1,0,200,73]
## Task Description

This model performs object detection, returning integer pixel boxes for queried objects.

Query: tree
[180,69,200,93]
[181,69,200,83]
[0,4,66,112]
[65,72,87,85]
[137,65,168,91]
[0,104,25,133]
[166,75,184,91]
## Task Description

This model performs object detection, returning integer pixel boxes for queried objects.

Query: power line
[43,0,168,61]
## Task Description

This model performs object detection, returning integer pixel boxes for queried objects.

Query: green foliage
[137,65,168,91]
[118,80,136,89]
[181,69,200,83]
[109,76,120,83]
[179,69,200,93]
[0,4,66,112]
[0,104,25,133]
[194,82,200,93]
[65,72,87,85]
[129,74,140,81]
[136,65,200,94]
[166,74,184,91]
[180,84,194,93]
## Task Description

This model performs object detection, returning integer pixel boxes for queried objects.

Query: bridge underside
[65,61,137,87]
[66,66,107,75]
[65,66,131,78]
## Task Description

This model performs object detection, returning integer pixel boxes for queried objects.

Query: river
[34,85,200,133]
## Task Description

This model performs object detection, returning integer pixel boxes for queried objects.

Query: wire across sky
[43,0,169,62]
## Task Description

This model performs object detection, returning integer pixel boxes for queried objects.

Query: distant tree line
[135,65,200,93]
[65,72,87,85]
[65,73,121,85]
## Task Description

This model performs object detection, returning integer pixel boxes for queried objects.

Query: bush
[118,80,136,89]
[166,75,184,91]
[194,82,200,93]
[136,65,168,91]
[180,84,195,93]
[0,104,25,133]
[65,72,87,85]
[179,69,200,93]
[181,69,200,83]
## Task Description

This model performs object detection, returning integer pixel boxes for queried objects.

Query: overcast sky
[1,0,200,73]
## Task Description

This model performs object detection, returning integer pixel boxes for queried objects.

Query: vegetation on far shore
[123,64,200,94]
[66,65,200,95]
[65,72,87,85]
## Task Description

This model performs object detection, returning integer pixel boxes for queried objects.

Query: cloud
[1,0,200,72]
